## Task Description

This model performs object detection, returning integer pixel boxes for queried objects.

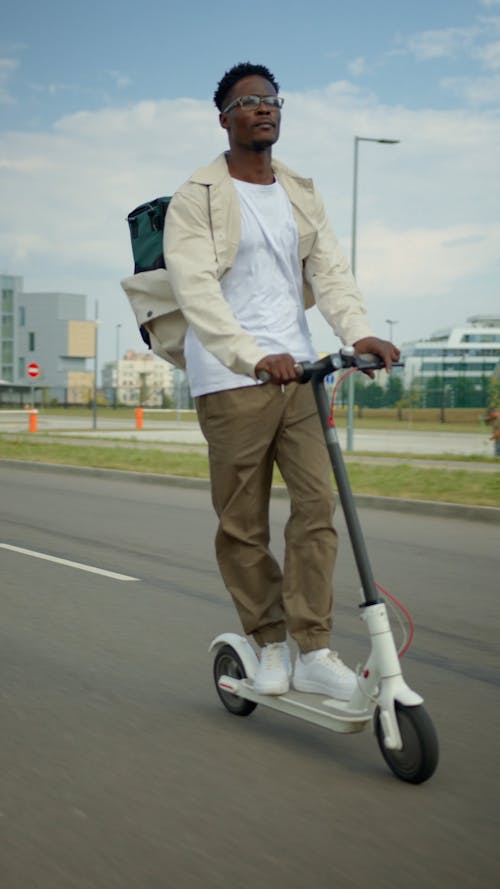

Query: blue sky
[1,0,500,370]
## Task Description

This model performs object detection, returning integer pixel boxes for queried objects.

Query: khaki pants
[196,382,337,653]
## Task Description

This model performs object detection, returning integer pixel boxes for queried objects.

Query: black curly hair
[214,62,280,111]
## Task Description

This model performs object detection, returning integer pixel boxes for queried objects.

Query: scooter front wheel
[213,644,258,717]
[375,702,439,784]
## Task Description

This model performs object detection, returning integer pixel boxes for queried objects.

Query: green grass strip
[1,437,499,508]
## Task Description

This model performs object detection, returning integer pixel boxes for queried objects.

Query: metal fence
[0,384,193,410]
[334,373,497,411]
[1,372,497,415]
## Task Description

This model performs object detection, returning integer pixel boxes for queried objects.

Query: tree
[488,374,500,409]
[383,375,404,407]
[360,382,385,408]
[424,375,443,408]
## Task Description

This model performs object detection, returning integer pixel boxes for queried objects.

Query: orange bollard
[29,410,38,433]
[135,407,144,430]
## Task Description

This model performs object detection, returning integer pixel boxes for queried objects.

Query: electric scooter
[210,349,439,784]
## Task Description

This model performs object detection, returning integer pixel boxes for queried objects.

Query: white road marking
[0,543,140,581]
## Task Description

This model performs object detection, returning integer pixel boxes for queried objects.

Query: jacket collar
[189,152,313,192]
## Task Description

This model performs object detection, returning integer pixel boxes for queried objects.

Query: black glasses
[222,95,284,114]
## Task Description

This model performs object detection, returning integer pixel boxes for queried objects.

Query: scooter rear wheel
[375,702,439,784]
[213,644,258,717]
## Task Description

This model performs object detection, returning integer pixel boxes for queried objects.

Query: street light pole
[92,300,99,430]
[386,318,398,342]
[114,323,122,409]
[347,136,400,451]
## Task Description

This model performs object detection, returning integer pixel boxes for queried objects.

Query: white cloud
[406,27,478,61]
[29,80,92,97]
[473,38,500,69]
[396,17,500,105]
[0,57,18,104]
[403,16,500,66]
[353,222,500,299]
[347,57,367,77]
[441,72,500,104]
[108,70,131,89]
[0,84,498,365]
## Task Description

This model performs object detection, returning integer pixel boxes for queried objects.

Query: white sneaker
[293,649,356,700]
[254,642,291,695]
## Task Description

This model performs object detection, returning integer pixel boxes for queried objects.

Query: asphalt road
[0,465,498,889]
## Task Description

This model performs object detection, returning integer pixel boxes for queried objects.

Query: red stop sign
[27,362,40,378]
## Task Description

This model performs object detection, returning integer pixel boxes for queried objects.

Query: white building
[102,349,174,406]
[401,315,500,391]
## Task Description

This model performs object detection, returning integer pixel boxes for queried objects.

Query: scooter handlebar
[257,351,403,384]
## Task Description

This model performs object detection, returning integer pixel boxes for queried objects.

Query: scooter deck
[219,675,372,734]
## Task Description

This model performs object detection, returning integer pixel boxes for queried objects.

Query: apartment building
[102,349,174,407]
[0,274,95,403]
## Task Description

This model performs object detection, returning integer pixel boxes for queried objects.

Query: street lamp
[347,136,400,451]
[92,300,99,430]
[114,323,122,409]
[386,319,398,342]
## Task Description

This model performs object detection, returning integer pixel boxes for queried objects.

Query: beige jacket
[121,153,373,375]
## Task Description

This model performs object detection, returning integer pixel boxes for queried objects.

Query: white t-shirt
[184,177,317,397]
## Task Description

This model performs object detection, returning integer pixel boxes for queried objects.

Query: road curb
[2,458,499,524]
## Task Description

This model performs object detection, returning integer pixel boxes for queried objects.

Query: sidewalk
[4,415,491,458]
[1,412,498,461]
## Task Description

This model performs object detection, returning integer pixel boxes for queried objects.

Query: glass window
[29,331,35,351]
[19,306,25,326]
[2,341,13,362]
[463,333,500,343]
[2,315,14,337]
[1,289,14,312]
[18,356,25,377]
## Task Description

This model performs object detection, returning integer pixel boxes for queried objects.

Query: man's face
[219,74,281,151]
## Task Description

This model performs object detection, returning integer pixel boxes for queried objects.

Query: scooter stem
[311,375,381,606]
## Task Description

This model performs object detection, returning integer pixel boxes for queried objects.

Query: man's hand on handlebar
[255,353,302,385]
[353,337,400,379]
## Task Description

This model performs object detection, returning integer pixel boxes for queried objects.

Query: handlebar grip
[257,370,271,383]
[257,364,304,384]
[356,353,403,371]
[356,352,383,370]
